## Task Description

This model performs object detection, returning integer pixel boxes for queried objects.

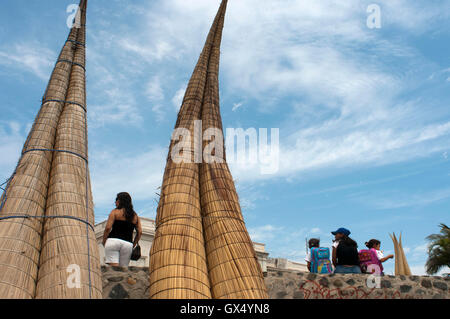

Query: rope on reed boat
[0,145,94,297]
[66,39,85,47]
[0,215,94,231]
[149,287,212,299]
[0,179,9,192]
[56,59,86,71]
[42,99,87,113]
[22,148,88,163]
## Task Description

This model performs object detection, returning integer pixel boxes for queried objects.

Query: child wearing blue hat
[331,227,361,274]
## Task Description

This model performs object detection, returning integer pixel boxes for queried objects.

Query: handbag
[131,244,141,261]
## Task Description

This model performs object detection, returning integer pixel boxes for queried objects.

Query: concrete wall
[101,266,449,299]
[266,258,308,273]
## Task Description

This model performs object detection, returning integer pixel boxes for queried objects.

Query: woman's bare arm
[133,216,143,248]
[102,210,116,246]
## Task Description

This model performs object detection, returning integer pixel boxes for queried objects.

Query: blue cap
[331,227,351,236]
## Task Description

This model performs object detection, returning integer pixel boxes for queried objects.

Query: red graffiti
[299,280,405,299]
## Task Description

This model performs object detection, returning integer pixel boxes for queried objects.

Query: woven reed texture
[0,14,81,299]
[199,1,267,298]
[35,0,102,299]
[148,2,228,300]
[149,0,267,299]
[390,234,400,276]
[149,0,234,300]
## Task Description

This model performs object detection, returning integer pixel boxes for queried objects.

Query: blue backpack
[310,247,333,274]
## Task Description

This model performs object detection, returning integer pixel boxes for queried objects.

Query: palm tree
[426,223,450,275]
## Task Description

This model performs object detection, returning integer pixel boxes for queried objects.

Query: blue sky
[0,0,449,276]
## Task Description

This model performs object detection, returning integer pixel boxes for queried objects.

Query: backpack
[358,248,383,274]
[310,247,333,274]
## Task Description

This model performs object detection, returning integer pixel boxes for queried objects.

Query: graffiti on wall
[299,280,406,299]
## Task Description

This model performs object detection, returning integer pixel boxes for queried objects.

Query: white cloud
[119,0,440,184]
[0,43,54,80]
[83,0,450,184]
[413,243,429,254]
[408,264,449,276]
[248,224,283,242]
[0,122,27,179]
[377,0,450,33]
[228,118,450,184]
[90,146,166,211]
[119,38,176,62]
[362,187,450,210]
[172,85,187,112]
[146,76,164,101]
[89,87,143,127]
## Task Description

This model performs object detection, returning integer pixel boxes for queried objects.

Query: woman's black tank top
[336,242,360,266]
[108,219,135,243]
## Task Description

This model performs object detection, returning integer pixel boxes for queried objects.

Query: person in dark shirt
[331,227,361,274]
[102,192,143,267]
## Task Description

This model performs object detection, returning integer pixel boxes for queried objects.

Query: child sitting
[305,238,333,274]
[359,239,394,274]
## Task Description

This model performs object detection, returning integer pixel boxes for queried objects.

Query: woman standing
[102,192,143,267]
[331,227,361,274]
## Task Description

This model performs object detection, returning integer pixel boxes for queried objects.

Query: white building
[95,217,307,273]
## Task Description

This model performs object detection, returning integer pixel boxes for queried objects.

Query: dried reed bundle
[149,0,267,299]
[148,0,241,299]
[149,154,211,299]
[0,13,81,299]
[148,2,226,298]
[390,233,412,276]
[398,233,412,276]
[199,0,268,299]
[150,0,234,299]
[200,162,268,298]
[36,0,102,298]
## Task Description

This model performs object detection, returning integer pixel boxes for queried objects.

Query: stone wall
[101,266,449,299]
[265,268,449,299]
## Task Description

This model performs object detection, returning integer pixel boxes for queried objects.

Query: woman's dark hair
[309,238,320,248]
[116,192,136,223]
[340,235,358,248]
[365,239,381,249]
